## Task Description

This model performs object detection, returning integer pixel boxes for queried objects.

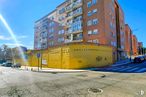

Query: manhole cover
[88,88,103,94]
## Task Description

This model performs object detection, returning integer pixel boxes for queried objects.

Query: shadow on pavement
[90,61,146,73]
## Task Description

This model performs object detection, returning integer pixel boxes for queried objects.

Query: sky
[0,0,146,49]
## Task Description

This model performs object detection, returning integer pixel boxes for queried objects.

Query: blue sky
[0,0,145,49]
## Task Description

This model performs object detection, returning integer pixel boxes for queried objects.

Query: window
[93,19,98,25]
[59,8,65,14]
[58,37,64,42]
[93,39,99,44]
[50,28,54,33]
[93,29,98,34]
[88,30,92,35]
[92,0,98,5]
[87,20,92,26]
[87,9,98,17]
[121,45,124,49]
[93,9,97,14]
[49,41,54,46]
[111,41,116,47]
[58,30,64,35]
[49,22,55,27]
[88,11,92,17]
[87,1,92,8]
[88,40,92,43]
[88,29,98,35]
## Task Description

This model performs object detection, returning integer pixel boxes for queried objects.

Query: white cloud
[0,35,12,40]
[5,43,25,46]
[0,35,28,40]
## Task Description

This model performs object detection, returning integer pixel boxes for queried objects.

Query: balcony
[66,22,72,28]
[66,11,82,20]
[65,39,83,43]
[73,1,82,9]
[66,5,73,13]
[72,29,83,34]
[66,30,72,35]
[65,39,72,43]
[66,0,82,12]
[73,11,83,18]
[66,0,73,6]
[66,15,73,20]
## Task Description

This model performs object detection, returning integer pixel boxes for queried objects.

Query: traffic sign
[36,53,41,58]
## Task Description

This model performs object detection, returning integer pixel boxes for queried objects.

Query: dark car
[1,63,6,66]
[134,56,145,63]
[12,63,21,68]
[5,63,13,67]
[143,55,146,60]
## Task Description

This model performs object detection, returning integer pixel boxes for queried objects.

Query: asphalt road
[0,63,146,97]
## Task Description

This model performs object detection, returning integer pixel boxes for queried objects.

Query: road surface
[0,62,146,97]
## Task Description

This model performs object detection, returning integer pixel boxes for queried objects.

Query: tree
[0,45,12,60]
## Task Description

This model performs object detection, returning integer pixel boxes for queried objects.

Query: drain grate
[88,88,103,95]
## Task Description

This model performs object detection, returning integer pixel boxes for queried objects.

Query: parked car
[5,63,13,67]
[12,63,21,68]
[143,55,146,60]
[1,62,13,67]
[134,56,145,63]
[1,62,6,66]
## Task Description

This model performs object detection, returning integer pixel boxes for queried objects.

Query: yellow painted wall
[27,44,113,69]
[68,45,113,69]
[14,58,26,66]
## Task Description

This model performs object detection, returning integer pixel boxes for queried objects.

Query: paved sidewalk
[20,66,87,73]
[20,59,132,73]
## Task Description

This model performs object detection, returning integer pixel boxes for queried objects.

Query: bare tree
[0,45,12,60]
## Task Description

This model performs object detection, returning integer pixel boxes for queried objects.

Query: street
[0,62,146,97]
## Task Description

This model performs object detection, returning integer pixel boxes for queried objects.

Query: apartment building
[138,42,143,55]
[34,10,65,49]
[132,35,138,55]
[125,24,133,56]
[34,0,126,60]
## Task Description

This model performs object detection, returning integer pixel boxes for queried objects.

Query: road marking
[118,66,139,71]
[136,68,146,72]
[127,67,140,72]
[112,67,134,71]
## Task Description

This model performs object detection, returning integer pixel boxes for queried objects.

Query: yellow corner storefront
[27,44,114,69]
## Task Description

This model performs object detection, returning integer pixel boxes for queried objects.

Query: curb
[19,67,87,73]
[32,70,87,73]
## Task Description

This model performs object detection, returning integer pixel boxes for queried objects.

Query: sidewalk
[20,66,87,73]
[20,59,132,73]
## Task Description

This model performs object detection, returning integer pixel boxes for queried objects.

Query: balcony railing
[65,39,83,43]
[66,29,83,35]
[73,1,82,9]
[73,11,83,18]
[66,0,82,12]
